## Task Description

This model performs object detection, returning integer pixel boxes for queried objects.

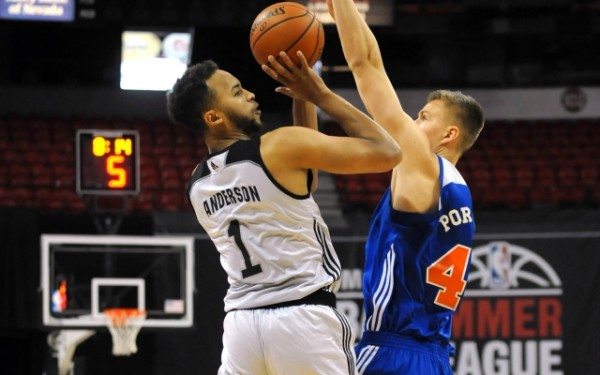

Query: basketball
[250,2,325,67]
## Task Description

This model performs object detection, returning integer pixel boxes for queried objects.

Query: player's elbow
[346,56,369,72]
[345,44,379,72]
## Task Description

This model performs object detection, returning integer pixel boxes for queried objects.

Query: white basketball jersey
[188,136,341,312]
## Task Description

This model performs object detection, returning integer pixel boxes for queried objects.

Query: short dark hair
[166,60,219,136]
[427,89,485,153]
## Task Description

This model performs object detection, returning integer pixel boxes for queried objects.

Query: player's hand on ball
[262,51,328,104]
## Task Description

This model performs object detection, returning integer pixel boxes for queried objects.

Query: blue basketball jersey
[361,156,475,347]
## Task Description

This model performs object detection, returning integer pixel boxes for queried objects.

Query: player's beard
[227,110,262,137]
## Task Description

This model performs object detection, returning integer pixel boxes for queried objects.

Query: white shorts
[218,304,357,375]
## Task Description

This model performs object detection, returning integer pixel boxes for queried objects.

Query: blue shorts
[355,331,453,375]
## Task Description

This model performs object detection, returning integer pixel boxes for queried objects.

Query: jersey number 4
[228,220,263,278]
[425,245,471,311]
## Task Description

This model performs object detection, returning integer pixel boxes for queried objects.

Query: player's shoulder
[440,157,467,186]
[395,146,439,176]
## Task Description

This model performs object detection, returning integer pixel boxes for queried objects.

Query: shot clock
[76,129,140,195]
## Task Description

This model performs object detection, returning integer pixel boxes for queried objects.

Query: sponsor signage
[334,232,600,375]
[452,241,563,375]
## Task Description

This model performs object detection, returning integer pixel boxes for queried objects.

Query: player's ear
[441,125,460,145]
[203,110,222,126]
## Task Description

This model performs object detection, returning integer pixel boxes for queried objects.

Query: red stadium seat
[552,186,586,207]
[536,166,556,186]
[158,190,185,211]
[34,188,57,210]
[557,166,578,187]
[502,187,529,210]
[0,188,18,207]
[9,172,33,188]
[130,189,156,212]
[492,167,512,188]
[580,165,599,187]
[469,169,492,189]
[529,186,554,207]
[12,187,34,207]
[513,167,534,188]
[34,173,55,188]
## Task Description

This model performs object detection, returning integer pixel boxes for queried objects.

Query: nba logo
[51,278,68,312]
[489,242,511,289]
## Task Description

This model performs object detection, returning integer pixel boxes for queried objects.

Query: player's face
[207,69,262,136]
[415,99,456,150]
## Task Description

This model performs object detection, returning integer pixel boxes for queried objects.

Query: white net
[104,309,146,356]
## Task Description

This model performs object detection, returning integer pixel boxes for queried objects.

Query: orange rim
[104,308,146,327]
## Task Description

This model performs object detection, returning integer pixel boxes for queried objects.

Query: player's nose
[245,89,255,102]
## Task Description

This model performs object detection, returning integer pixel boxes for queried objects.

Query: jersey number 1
[228,220,263,278]
[425,244,471,311]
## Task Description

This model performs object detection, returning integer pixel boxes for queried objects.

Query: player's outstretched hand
[261,51,329,104]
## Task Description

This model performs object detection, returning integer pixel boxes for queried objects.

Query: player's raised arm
[262,51,401,176]
[328,0,440,212]
[292,98,319,192]
[326,0,412,133]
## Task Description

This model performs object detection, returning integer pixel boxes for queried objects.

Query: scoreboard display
[76,129,140,195]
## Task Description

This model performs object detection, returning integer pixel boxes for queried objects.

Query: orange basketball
[250,2,325,67]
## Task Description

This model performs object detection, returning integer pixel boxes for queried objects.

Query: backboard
[41,234,194,328]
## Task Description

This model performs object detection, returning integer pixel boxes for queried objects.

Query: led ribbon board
[0,0,75,22]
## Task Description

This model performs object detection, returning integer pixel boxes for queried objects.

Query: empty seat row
[1,115,599,212]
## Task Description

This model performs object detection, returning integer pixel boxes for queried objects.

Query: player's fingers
[268,54,294,79]
[278,52,300,73]
[262,56,289,82]
[296,51,310,71]
[261,63,281,81]
[274,87,294,98]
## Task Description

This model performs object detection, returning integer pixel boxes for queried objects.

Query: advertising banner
[334,231,600,375]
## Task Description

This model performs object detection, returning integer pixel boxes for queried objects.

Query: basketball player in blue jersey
[167,54,400,375]
[327,1,485,373]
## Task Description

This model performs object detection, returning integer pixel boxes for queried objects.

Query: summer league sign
[333,232,600,375]
[0,0,75,22]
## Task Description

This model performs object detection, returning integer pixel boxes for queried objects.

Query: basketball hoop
[104,308,146,356]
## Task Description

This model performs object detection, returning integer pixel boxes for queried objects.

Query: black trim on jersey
[307,169,314,193]
[187,136,313,201]
[315,219,342,283]
[236,289,336,311]
[186,158,208,208]
[249,136,310,200]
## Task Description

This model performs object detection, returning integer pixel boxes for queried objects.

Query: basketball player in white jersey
[166,51,401,375]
